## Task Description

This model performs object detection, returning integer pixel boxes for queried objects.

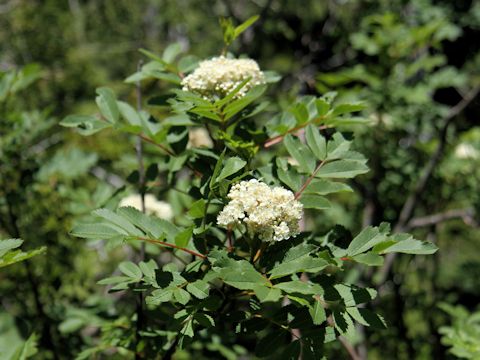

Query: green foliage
[0,239,46,268]
[439,304,480,359]
[2,1,479,359]
[58,22,438,356]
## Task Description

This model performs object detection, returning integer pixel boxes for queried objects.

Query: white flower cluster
[119,194,173,221]
[455,143,479,159]
[217,179,303,242]
[188,127,213,148]
[181,56,265,100]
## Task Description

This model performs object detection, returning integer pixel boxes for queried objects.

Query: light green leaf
[305,125,327,160]
[346,226,387,257]
[217,157,247,182]
[71,223,125,239]
[173,288,191,305]
[275,281,323,295]
[300,194,331,210]
[316,159,369,178]
[93,208,143,236]
[234,15,259,37]
[187,280,210,299]
[268,243,329,279]
[174,227,193,248]
[310,300,327,325]
[95,87,119,123]
[351,252,384,266]
[331,102,365,116]
[147,289,173,305]
[347,307,386,329]
[379,234,438,255]
[117,101,141,125]
[253,286,283,303]
[304,179,352,195]
[188,199,206,219]
[118,261,142,280]
[60,115,111,135]
[284,135,317,173]
[0,238,23,258]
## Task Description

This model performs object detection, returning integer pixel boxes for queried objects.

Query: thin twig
[134,237,206,259]
[264,123,328,148]
[377,86,480,285]
[295,160,327,199]
[407,208,476,229]
[139,134,176,157]
[396,86,480,232]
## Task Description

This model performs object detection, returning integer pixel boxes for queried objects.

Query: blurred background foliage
[1,0,479,359]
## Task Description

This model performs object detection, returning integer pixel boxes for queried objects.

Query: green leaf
[0,246,46,268]
[310,299,327,325]
[347,307,386,329]
[316,159,369,178]
[379,234,438,255]
[346,226,386,257]
[304,179,352,196]
[335,284,377,307]
[178,55,199,73]
[118,261,142,280]
[194,313,215,327]
[10,333,39,360]
[186,280,210,299]
[253,286,283,302]
[97,276,132,285]
[173,288,191,305]
[117,206,163,238]
[0,238,23,258]
[163,43,182,63]
[174,227,193,248]
[139,260,158,280]
[331,102,365,116]
[284,135,316,173]
[234,15,259,37]
[333,310,355,336]
[268,243,329,279]
[93,208,144,236]
[305,125,327,160]
[276,158,302,192]
[95,87,119,123]
[352,252,384,266]
[212,257,267,290]
[117,101,141,125]
[291,103,310,124]
[71,224,125,239]
[315,98,330,116]
[300,194,331,210]
[275,281,323,295]
[217,157,247,182]
[223,85,266,120]
[60,115,111,136]
[188,199,206,219]
[147,289,174,304]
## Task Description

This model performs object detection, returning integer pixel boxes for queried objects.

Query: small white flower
[217,179,303,242]
[119,194,173,221]
[188,127,213,148]
[455,143,479,159]
[181,56,265,101]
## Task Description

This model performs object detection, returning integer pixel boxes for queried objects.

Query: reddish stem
[134,236,206,259]
[264,123,328,148]
[294,159,327,200]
